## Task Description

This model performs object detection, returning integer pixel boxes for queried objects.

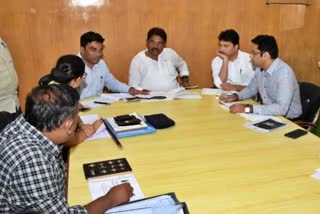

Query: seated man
[0,84,133,213]
[0,37,21,131]
[78,31,147,99]
[219,35,302,120]
[212,29,254,91]
[129,27,191,92]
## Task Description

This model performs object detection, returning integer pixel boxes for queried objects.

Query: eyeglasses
[250,51,265,56]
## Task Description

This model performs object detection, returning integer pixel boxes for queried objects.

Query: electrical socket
[318,61,320,69]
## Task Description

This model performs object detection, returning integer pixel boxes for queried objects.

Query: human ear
[64,117,76,136]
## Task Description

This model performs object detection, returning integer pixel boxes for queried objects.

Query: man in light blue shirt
[220,35,302,119]
[78,31,147,99]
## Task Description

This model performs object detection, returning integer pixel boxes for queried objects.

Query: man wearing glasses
[211,29,255,92]
[219,35,302,120]
[128,27,191,92]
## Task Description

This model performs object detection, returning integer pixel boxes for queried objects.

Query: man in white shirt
[212,29,254,91]
[0,37,21,131]
[78,31,147,99]
[129,27,191,92]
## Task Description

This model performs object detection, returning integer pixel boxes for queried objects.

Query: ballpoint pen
[102,119,123,150]
[94,101,111,105]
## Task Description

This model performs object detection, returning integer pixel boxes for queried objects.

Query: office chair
[295,82,320,133]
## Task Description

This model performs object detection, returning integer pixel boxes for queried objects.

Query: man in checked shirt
[0,84,133,213]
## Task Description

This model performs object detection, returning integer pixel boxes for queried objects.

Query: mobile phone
[117,118,141,126]
[284,129,308,139]
[114,114,134,122]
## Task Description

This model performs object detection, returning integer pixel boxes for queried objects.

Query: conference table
[68,90,320,213]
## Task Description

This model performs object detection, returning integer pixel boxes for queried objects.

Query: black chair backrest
[299,82,320,122]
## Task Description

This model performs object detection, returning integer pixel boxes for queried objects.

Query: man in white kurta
[211,29,254,91]
[129,27,191,92]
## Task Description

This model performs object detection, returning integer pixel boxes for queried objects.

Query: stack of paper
[81,93,133,108]
[124,87,202,102]
[202,88,237,96]
[103,113,156,138]
[106,193,189,214]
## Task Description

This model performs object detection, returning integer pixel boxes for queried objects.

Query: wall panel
[0,0,319,108]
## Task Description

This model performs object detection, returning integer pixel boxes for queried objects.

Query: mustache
[151,48,160,52]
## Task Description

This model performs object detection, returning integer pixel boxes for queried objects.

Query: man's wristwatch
[244,105,251,113]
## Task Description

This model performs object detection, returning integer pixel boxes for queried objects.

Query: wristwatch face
[245,107,250,113]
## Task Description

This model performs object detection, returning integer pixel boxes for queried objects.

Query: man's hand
[181,76,190,88]
[128,87,149,96]
[221,83,237,91]
[79,124,95,137]
[229,103,246,113]
[219,93,239,103]
[216,51,228,62]
[181,80,191,88]
[221,83,245,92]
[105,183,134,207]
[92,119,103,131]
[84,182,134,213]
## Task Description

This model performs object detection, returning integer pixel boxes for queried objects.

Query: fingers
[80,124,95,137]
[92,119,103,130]
[229,104,245,113]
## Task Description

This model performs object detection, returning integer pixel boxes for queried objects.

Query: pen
[102,119,123,150]
[221,94,235,99]
[94,101,111,105]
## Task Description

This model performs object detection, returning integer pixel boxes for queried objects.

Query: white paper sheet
[239,113,279,122]
[80,114,110,140]
[88,173,144,202]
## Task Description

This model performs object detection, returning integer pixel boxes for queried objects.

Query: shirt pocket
[163,60,178,77]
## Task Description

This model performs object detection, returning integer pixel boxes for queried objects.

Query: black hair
[218,29,239,45]
[147,27,167,43]
[39,55,85,85]
[25,84,79,132]
[251,35,278,59]
[80,31,105,47]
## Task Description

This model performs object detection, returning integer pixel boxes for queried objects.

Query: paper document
[80,114,110,140]
[239,113,279,122]
[101,93,133,100]
[124,87,201,102]
[311,168,320,180]
[218,99,239,110]
[88,173,144,202]
[81,97,115,108]
[202,88,237,96]
[243,118,288,133]
[106,195,184,214]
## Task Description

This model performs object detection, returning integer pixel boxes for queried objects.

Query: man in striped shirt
[219,35,302,119]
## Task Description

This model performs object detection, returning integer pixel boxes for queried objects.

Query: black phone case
[117,118,141,126]
[114,114,134,122]
[284,129,308,139]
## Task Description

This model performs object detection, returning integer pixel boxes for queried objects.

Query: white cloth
[0,38,19,113]
[211,50,254,88]
[129,48,189,92]
[78,53,129,99]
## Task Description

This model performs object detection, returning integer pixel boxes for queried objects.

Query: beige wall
[0,0,319,108]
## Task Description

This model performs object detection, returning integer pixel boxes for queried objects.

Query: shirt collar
[265,58,280,76]
[17,115,62,158]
